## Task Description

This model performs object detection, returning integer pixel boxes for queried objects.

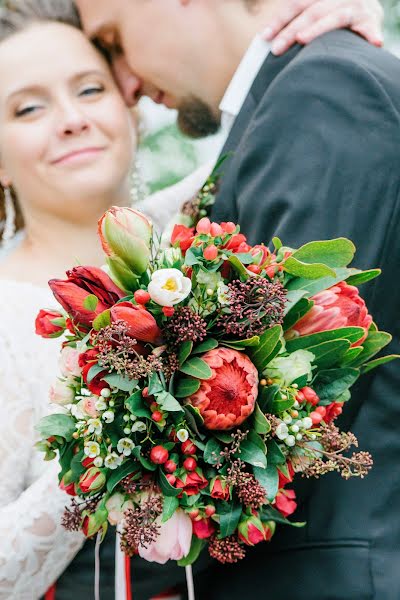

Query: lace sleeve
[0,285,84,599]
[136,161,213,233]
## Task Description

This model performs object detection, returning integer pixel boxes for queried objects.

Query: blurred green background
[138,2,400,195]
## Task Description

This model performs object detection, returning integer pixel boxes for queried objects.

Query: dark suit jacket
[207,29,400,600]
[53,30,400,600]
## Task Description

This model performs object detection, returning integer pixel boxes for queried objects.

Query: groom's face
[76,0,223,138]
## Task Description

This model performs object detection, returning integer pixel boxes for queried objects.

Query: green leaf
[178,341,193,366]
[175,378,201,398]
[340,346,364,366]
[156,391,184,413]
[159,470,181,497]
[283,257,336,279]
[222,336,260,349]
[183,405,205,439]
[180,357,212,380]
[125,391,152,418]
[283,290,308,316]
[307,339,351,370]
[258,384,280,412]
[83,294,99,312]
[214,432,234,444]
[347,331,393,367]
[177,537,206,567]
[219,501,242,538]
[345,269,381,286]
[235,439,267,469]
[185,247,203,267]
[267,439,286,466]
[103,373,137,393]
[286,327,365,352]
[313,368,360,403]
[92,309,111,331]
[228,255,249,278]
[267,394,295,415]
[132,446,157,471]
[252,403,271,434]
[292,238,355,268]
[247,430,267,453]
[283,298,314,330]
[260,505,305,528]
[192,338,219,355]
[36,414,76,442]
[249,325,282,371]
[204,438,222,466]
[272,237,282,251]
[70,450,85,479]
[254,465,278,502]
[361,354,400,374]
[106,461,140,493]
[162,496,179,523]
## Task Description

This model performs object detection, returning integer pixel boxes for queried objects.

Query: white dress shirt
[219,34,271,132]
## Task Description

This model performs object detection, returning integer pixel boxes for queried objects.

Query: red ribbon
[125,555,132,600]
[45,584,56,600]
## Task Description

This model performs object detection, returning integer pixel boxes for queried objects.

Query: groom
[72,1,400,599]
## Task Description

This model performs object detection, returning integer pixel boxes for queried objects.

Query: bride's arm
[136,161,213,233]
[0,322,84,599]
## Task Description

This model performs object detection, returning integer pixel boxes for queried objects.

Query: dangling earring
[130,157,148,206]
[2,186,16,245]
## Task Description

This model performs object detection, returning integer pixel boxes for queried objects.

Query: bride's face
[0,22,135,218]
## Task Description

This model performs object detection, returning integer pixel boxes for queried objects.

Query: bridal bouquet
[36,206,396,567]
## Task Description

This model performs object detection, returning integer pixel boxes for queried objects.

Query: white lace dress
[0,164,212,600]
[0,280,84,600]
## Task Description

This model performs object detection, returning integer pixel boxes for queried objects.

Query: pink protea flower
[187,348,258,430]
[287,281,372,346]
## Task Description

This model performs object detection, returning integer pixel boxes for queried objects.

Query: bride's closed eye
[78,84,105,98]
[14,103,43,118]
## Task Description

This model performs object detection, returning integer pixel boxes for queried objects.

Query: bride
[0,0,384,599]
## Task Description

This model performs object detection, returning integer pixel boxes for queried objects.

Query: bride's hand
[263,0,384,55]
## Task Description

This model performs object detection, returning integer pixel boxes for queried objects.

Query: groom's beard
[177,97,221,139]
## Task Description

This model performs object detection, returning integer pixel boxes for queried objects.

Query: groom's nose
[112,55,142,107]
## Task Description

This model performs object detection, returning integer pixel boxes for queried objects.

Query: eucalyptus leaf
[178,341,193,366]
[345,269,381,286]
[204,438,223,466]
[83,294,99,312]
[192,338,219,355]
[148,372,164,395]
[156,391,184,413]
[103,373,137,393]
[283,257,336,279]
[87,363,105,383]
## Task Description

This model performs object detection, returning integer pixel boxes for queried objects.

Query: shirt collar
[219,34,270,131]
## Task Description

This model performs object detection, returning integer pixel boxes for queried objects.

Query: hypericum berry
[301,386,320,406]
[181,440,196,455]
[315,406,327,416]
[183,457,197,472]
[150,445,169,465]
[222,222,236,234]
[210,222,223,237]
[164,460,177,473]
[203,245,218,261]
[152,411,163,423]
[196,217,211,235]
[162,307,175,317]
[205,505,216,517]
[134,290,151,305]
[247,265,262,275]
[188,508,200,520]
[166,474,176,486]
[150,401,159,411]
[310,411,324,426]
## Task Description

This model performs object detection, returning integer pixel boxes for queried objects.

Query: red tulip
[171,224,195,252]
[110,302,162,344]
[49,266,124,327]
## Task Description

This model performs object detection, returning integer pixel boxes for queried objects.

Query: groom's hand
[263,0,384,55]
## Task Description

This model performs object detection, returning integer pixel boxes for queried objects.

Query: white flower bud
[124,427,131,435]
[290,424,300,433]
[131,421,146,433]
[296,434,303,441]
[177,429,189,442]
[276,422,289,440]
[101,388,111,398]
[94,457,104,467]
[283,415,292,425]
[302,417,313,430]
[285,435,296,447]
[102,411,115,424]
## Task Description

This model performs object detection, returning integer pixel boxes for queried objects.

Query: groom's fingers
[263,0,384,55]
[262,0,319,41]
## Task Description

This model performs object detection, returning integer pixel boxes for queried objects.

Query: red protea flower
[287,281,372,346]
[187,348,258,430]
